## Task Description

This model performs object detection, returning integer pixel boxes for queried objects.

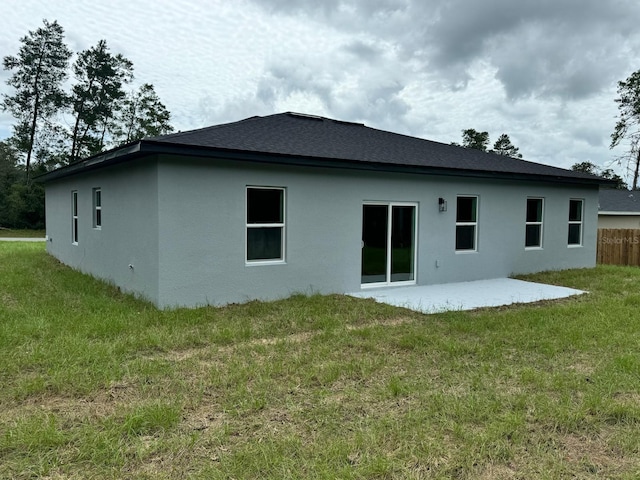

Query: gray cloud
[3,0,640,180]
[250,0,640,101]
[341,41,384,63]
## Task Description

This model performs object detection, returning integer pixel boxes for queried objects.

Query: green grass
[0,228,46,238]
[2,242,640,478]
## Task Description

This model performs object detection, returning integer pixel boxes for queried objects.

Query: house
[598,189,640,229]
[39,112,607,308]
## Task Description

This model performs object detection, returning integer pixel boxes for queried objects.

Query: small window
[525,198,544,248]
[72,190,78,244]
[568,199,583,246]
[456,196,478,251]
[246,187,285,262]
[93,188,102,229]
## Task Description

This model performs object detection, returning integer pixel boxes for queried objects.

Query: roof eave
[36,140,606,187]
[36,141,143,183]
[598,211,640,215]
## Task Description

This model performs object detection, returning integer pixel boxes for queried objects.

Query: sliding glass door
[361,203,417,286]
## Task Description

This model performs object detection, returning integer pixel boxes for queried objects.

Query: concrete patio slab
[348,278,585,314]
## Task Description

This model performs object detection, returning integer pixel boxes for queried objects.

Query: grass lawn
[1,243,640,479]
[0,228,46,238]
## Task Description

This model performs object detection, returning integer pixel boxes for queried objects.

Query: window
[246,187,285,262]
[456,196,478,251]
[525,198,544,248]
[93,188,102,229]
[72,190,78,244]
[568,199,583,246]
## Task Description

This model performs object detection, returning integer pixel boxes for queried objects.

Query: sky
[1,0,640,178]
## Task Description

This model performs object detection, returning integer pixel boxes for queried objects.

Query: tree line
[0,19,173,229]
[453,129,523,158]
[454,67,640,191]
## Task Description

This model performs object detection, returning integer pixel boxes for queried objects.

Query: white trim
[455,195,478,252]
[361,201,418,288]
[525,197,544,249]
[568,198,583,247]
[598,211,640,216]
[71,190,78,245]
[245,186,286,265]
[93,187,102,230]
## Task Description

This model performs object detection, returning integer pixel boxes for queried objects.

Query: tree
[0,141,21,226]
[111,83,173,144]
[1,19,71,181]
[491,133,522,158]
[571,161,599,175]
[0,140,45,228]
[461,129,490,151]
[601,169,628,189]
[571,161,627,189]
[69,39,133,162]
[611,69,640,190]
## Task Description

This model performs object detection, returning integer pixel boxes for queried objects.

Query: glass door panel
[362,203,416,285]
[391,206,415,282]
[361,205,388,284]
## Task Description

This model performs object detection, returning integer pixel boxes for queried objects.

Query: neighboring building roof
[38,112,610,185]
[599,189,640,214]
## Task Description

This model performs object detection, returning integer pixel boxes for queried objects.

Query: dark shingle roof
[39,112,610,185]
[599,189,640,212]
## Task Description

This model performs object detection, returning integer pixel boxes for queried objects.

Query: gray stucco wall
[45,158,161,304]
[152,155,599,308]
[45,154,599,308]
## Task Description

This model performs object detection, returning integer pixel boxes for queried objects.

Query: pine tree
[1,19,71,181]
[69,39,133,162]
[491,133,522,158]
[112,83,173,144]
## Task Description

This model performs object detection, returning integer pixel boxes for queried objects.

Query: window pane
[96,209,101,227]
[568,224,581,245]
[456,197,477,222]
[525,224,541,247]
[95,189,101,207]
[73,218,78,243]
[526,199,542,222]
[73,192,78,215]
[247,227,282,260]
[569,200,582,221]
[247,188,283,224]
[391,206,415,282]
[456,225,476,250]
[362,205,388,284]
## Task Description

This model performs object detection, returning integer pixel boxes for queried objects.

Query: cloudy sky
[1,0,640,177]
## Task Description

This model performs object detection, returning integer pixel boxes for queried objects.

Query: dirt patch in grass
[561,430,633,477]
[158,315,415,365]
[346,315,415,329]
[0,292,19,309]
[158,330,316,363]
[182,403,228,433]
[5,379,142,422]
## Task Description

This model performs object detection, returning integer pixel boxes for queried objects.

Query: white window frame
[72,190,78,245]
[361,201,419,288]
[93,188,102,229]
[245,186,286,265]
[525,197,544,249]
[568,198,584,247]
[455,195,478,253]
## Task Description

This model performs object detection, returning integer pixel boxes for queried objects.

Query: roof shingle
[599,189,640,212]
[39,112,610,185]
[150,112,602,181]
